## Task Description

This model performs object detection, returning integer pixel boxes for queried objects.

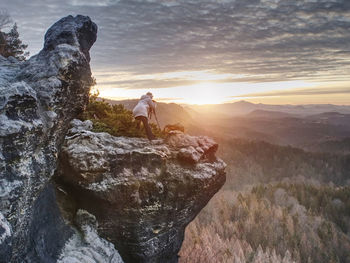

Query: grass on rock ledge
[79,93,164,138]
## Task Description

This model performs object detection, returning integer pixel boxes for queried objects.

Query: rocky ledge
[56,119,226,263]
[57,120,225,262]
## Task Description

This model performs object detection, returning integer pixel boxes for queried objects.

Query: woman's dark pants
[135,116,156,141]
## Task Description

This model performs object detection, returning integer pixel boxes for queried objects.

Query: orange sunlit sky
[93,70,350,105]
[3,0,350,105]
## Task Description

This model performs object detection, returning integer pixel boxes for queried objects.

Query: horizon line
[97,96,350,107]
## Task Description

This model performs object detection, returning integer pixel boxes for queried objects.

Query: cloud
[235,87,350,98]
[91,0,350,81]
[69,0,119,6]
[2,0,350,85]
[97,79,198,89]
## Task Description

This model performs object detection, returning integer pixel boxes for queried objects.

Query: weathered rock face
[1,14,226,263]
[56,120,226,263]
[0,15,97,262]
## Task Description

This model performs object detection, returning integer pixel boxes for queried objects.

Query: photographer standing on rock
[133,92,157,141]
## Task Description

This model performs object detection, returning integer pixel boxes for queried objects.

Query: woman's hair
[146,92,153,98]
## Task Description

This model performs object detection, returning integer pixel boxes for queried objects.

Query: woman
[133,92,156,141]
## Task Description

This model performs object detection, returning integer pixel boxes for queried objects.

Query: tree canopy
[0,12,29,60]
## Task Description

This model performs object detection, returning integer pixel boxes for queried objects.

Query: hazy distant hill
[184,103,350,150]
[305,137,350,154]
[188,100,350,117]
[245,110,295,119]
[200,116,350,150]
[305,112,350,128]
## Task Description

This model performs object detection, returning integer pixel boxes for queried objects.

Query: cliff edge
[0,15,97,262]
[56,120,226,262]
[0,15,225,263]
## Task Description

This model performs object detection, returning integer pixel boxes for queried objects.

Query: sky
[1,0,350,105]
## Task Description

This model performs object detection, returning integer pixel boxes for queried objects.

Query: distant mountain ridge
[245,110,294,119]
[188,100,350,117]
[306,112,350,127]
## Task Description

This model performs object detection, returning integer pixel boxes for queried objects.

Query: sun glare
[175,82,229,105]
[95,69,332,105]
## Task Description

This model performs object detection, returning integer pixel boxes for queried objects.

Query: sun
[175,82,229,105]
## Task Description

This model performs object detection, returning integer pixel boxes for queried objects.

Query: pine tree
[3,23,29,60]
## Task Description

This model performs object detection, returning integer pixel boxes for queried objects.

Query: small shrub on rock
[80,94,164,138]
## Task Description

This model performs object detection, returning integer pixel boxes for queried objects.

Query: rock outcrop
[56,120,226,263]
[0,14,226,263]
[0,15,97,262]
